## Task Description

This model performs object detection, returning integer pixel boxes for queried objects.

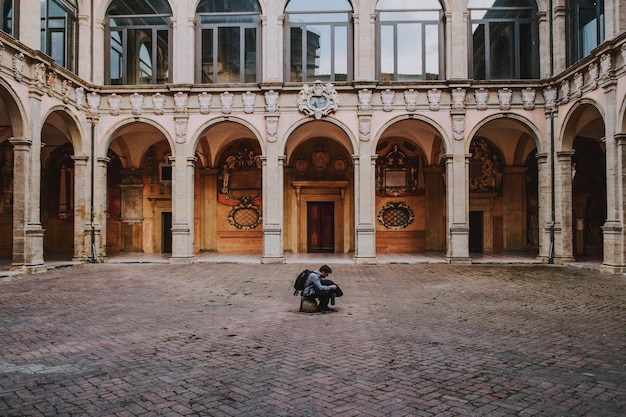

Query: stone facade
[0,1,625,272]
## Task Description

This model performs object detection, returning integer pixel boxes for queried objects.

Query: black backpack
[293,269,311,295]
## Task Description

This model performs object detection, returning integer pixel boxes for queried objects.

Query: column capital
[8,137,32,148]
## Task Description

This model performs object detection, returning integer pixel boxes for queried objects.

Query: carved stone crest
[573,72,583,98]
[198,92,212,114]
[175,117,187,144]
[451,88,466,110]
[266,116,278,143]
[427,88,441,111]
[560,79,570,104]
[220,91,234,114]
[87,91,101,115]
[404,89,418,112]
[474,88,489,110]
[522,88,536,110]
[108,93,122,116]
[242,91,256,114]
[297,80,339,119]
[174,92,188,113]
[543,86,557,111]
[358,89,372,112]
[130,93,144,116]
[497,88,512,111]
[264,90,279,113]
[359,117,371,142]
[381,89,395,112]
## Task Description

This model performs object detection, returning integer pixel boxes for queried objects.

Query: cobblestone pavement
[1,262,625,417]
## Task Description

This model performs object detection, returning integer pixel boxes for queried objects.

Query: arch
[372,114,450,161]
[281,117,356,158]
[465,113,544,158]
[0,78,27,139]
[560,99,606,152]
[41,106,87,155]
[100,117,176,159]
[616,92,626,134]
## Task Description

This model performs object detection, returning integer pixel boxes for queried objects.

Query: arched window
[106,0,172,85]
[376,0,443,81]
[285,0,352,82]
[196,0,261,84]
[567,0,604,66]
[41,0,77,72]
[469,0,539,80]
[1,0,15,36]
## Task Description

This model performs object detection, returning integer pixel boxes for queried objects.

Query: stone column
[445,146,471,264]
[536,153,551,261]
[353,154,377,264]
[602,133,626,273]
[424,166,445,251]
[170,156,195,264]
[554,150,575,263]
[9,138,30,270]
[71,155,90,261]
[95,157,110,261]
[262,142,285,263]
[119,170,144,252]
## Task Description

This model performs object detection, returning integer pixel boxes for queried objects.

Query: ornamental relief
[291,140,350,181]
[375,142,424,197]
[218,140,262,202]
[469,138,503,193]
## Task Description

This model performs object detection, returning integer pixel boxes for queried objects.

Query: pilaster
[169,156,196,264]
[445,147,471,264]
[554,150,575,263]
[71,155,90,261]
[262,151,286,264]
[353,154,376,264]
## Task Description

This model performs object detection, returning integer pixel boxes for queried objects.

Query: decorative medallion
[297,80,338,119]
[228,196,262,230]
[469,138,503,193]
[377,202,415,230]
[375,144,422,196]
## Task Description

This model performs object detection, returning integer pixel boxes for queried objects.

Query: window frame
[284,6,353,83]
[41,0,77,72]
[195,10,261,84]
[468,1,539,80]
[566,0,605,66]
[105,3,173,86]
[375,4,444,82]
[1,0,16,37]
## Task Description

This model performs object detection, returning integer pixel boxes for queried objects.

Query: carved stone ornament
[151,93,165,115]
[377,201,415,230]
[242,91,256,114]
[522,88,536,110]
[560,79,570,104]
[588,62,599,89]
[474,88,489,110]
[34,63,46,88]
[87,91,101,115]
[359,117,371,142]
[13,52,24,81]
[573,72,584,98]
[228,196,262,230]
[75,87,84,110]
[0,42,4,65]
[264,90,279,113]
[220,91,234,114]
[452,115,465,141]
[358,89,372,112]
[381,89,395,112]
[47,71,57,96]
[130,93,144,116]
[469,138,503,192]
[174,92,188,113]
[198,92,212,114]
[543,86,557,111]
[622,44,626,67]
[428,88,442,111]
[108,93,122,116]
[497,88,512,111]
[297,80,339,119]
[266,116,279,143]
[404,89,418,112]
[62,80,72,103]
[600,53,612,79]
[175,117,187,144]
[451,88,466,110]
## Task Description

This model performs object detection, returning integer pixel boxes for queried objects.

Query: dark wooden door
[469,211,483,253]
[162,212,172,253]
[307,202,334,253]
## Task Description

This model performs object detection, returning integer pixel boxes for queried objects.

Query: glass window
[285,0,352,82]
[1,0,14,36]
[196,0,260,84]
[469,0,539,80]
[567,0,604,66]
[41,0,77,72]
[376,0,442,81]
[106,0,172,85]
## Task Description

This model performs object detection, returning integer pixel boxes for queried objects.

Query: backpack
[293,269,311,295]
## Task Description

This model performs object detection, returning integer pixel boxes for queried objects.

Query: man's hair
[319,265,332,274]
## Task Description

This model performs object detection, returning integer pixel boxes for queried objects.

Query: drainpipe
[548,0,555,264]
[90,122,97,263]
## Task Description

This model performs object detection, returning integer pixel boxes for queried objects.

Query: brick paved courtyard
[1,262,625,417]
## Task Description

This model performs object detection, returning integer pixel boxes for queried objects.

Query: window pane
[519,22,533,78]
[380,25,394,81]
[380,11,439,21]
[472,23,486,79]
[307,25,331,81]
[107,0,172,15]
[286,0,351,12]
[201,29,214,83]
[377,0,441,10]
[244,27,257,82]
[489,22,514,79]
[197,0,260,13]
[288,13,349,24]
[156,29,169,83]
[424,24,439,79]
[397,23,421,80]
[110,31,123,84]
[50,30,65,66]
[290,27,303,81]
[138,41,152,85]
[334,26,347,81]
[218,27,240,83]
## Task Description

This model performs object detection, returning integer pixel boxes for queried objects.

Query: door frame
[298,195,343,253]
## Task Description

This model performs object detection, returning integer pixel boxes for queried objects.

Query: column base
[169,256,195,265]
[353,255,376,265]
[600,263,626,274]
[446,256,472,265]
[262,256,285,264]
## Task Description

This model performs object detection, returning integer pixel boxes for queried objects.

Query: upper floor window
[106,0,172,85]
[41,0,77,72]
[196,0,260,84]
[469,0,539,80]
[1,0,14,37]
[567,0,604,66]
[285,0,352,82]
[376,0,443,81]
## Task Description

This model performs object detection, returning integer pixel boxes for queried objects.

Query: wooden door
[162,212,172,253]
[307,202,334,253]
